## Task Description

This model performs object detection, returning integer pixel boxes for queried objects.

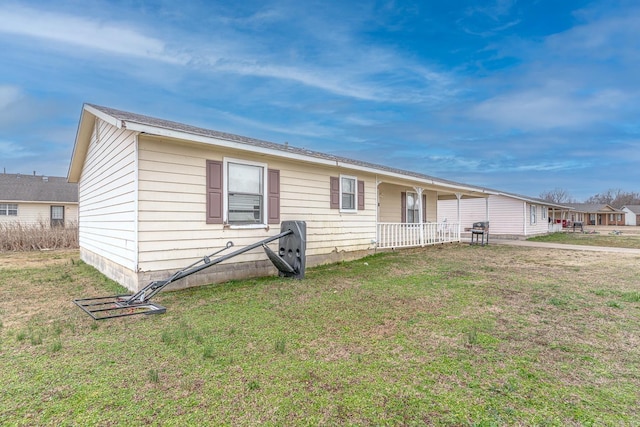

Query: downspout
[523,202,527,236]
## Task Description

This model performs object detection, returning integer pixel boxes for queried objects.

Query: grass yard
[528,229,640,249]
[1,244,639,425]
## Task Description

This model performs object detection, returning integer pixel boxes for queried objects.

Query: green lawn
[1,245,639,425]
[528,231,640,249]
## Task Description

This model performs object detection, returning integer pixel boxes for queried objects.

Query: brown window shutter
[358,180,365,210]
[330,176,340,209]
[206,160,223,224]
[422,194,427,222]
[268,169,280,224]
[401,192,406,223]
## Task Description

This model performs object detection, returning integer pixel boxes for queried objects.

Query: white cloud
[0,5,185,64]
[0,85,23,110]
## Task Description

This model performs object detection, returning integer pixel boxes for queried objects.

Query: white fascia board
[84,104,122,128]
[125,120,495,196]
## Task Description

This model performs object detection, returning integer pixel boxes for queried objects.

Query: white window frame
[0,203,18,216]
[223,157,268,229]
[530,204,537,224]
[339,174,358,213]
[542,207,547,220]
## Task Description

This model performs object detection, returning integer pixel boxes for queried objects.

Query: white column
[456,193,462,240]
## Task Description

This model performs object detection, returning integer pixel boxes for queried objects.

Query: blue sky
[1,0,638,201]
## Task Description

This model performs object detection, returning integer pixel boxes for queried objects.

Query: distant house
[68,104,495,292]
[564,203,625,226]
[0,173,78,227]
[621,205,640,226]
[437,192,572,238]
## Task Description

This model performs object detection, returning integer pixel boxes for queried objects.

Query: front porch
[376,222,460,249]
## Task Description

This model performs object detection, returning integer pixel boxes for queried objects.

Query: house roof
[68,104,499,197]
[0,173,78,203]
[564,203,622,213]
[622,205,640,214]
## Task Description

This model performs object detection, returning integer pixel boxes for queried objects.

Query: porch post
[485,197,489,222]
[456,193,462,240]
[376,179,381,247]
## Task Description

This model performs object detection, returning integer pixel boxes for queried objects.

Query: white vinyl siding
[78,119,137,271]
[438,195,551,236]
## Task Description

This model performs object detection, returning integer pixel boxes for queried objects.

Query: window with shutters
[207,158,279,228]
[406,192,419,223]
[330,176,364,212]
[340,175,357,212]
[225,159,267,225]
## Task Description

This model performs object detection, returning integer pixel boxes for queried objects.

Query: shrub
[0,221,79,251]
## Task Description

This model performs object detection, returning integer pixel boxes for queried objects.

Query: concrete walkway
[490,238,640,255]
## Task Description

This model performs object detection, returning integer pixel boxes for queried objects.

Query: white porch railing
[548,223,563,233]
[376,222,460,249]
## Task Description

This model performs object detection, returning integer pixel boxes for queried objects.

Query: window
[226,159,266,225]
[542,207,547,220]
[617,214,622,221]
[406,192,420,223]
[51,206,65,227]
[0,203,18,216]
[530,205,537,224]
[340,175,357,211]
[206,159,280,226]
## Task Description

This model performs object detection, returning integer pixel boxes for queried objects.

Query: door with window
[51,206,64,227]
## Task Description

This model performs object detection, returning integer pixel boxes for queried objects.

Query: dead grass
[0,221,79,251]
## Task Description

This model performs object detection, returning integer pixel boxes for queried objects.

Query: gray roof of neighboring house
[564,203,622,213]
[622,205,640,214]
[0,173,78,203]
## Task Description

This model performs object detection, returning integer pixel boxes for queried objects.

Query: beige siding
[0,202,78,226]
[78,119,137,274]
[136,137,377,273]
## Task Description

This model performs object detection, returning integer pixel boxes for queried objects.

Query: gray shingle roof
[0,174,78,203]
[622,205,640,214]
[86,103,491,192]
[564,203,622,213]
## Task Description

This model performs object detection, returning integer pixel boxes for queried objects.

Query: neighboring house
[68,104,496,292]
[0,173,78,227]
[437,193,573,238]
[564,203,625,226]
[621,205,640,226]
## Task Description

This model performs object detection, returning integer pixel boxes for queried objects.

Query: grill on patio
[470,221,489,246]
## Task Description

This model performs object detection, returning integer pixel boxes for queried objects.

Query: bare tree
[584,189,640,208]
[539,188,574,204]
